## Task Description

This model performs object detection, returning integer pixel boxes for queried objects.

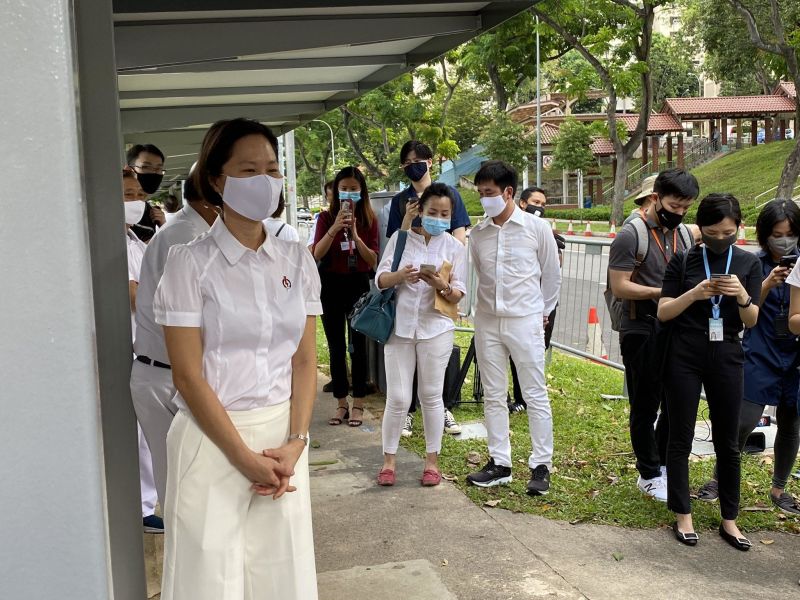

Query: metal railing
[753,183,800,210]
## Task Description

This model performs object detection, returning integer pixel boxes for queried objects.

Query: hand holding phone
[419,264,436,275]
[780,255,797,269]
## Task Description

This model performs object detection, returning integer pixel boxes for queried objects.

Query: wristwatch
[288,433,309,446]
[439,284,452,297]
[737,296,753,308]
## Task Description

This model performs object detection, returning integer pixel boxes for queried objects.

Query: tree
[726,0,800,198]
[551,117,598,172]
[445,83,493,150]
[648,33,701,107]
[533,0,669,225]
[478,111,536,173]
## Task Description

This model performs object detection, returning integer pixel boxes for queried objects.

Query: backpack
[605,216,692,332]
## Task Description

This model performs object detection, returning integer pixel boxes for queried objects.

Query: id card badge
[708,318,724,342]
[347,253,358,270]
[340,241,351,251]
[774,311,790,339]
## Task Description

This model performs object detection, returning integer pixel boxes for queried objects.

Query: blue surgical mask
[421,216,450,236]
[339,190,361,202]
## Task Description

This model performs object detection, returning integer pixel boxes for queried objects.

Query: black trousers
[320,271,370,400]
[510,308,556,403]
[665,330,744,520]
[620,321,670,480]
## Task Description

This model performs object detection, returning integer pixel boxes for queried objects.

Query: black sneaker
[143,514,164,534]
[466,458,512,487]
[527,465,550,496]
[771,492,800,515]
[322,381,334,393]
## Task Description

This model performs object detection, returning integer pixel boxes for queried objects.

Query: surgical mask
[421,216,450,236]
[404,162,428,182]
[222,174,283,221]
[480,194,507,218]
[768,235,798,257]
[702,233,737,255]
[136,172,163,195]
[655,200,684,230]
[339,191,361,203]
[124,200,146,225]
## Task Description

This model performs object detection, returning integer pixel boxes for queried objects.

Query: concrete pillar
[721,118,728,146]
[765,117,774,143]
[651,135,659,171]
[284,130,297,226]
[751,120,758,146]
[595,177,603,203]
[666,135,673,166]
[2,1,146,598]
[677,135,685,169]
[642,135,649,167]
[736,118,743,149]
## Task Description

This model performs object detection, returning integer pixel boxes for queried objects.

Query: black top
[661,245,762,338]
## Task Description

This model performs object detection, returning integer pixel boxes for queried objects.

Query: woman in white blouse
[375,183,466,487]
[154,118,321,600]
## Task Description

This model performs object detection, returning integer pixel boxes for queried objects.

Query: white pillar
[285,129,298,227]
[1,1,145,598]
[522,155,529,191]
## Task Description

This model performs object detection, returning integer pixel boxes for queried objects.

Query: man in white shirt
[131,175,218,514]
[466,160,561,495]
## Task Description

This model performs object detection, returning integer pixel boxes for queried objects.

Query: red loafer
[421,469,441,487]
[377,469,396,486]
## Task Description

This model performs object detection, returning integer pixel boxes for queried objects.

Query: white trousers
[474,312,553,469]
[138,424,157,517]
[382,330,452,455]
[130,359,179,508]
[161,403,317,600]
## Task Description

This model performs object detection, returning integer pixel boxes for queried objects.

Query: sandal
[348,405,364,427]
[696,479,719,502]
[328,405,349,426]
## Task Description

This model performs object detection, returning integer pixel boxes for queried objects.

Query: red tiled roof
[663,95,796,118]
[590,138,615,156]
[527,112,684,133]
[775,81,796,99]
[535,122,561,144]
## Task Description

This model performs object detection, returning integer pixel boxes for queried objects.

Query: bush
[547,206,613,221]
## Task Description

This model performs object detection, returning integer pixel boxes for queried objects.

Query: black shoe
[466,458,512,488]
[527,465,551,496]
[672,522,698,546]
[509,401,527,414]
[718,524,751,551]
[143,514,164,534]
[322,381,334,393]
[770,492,800,516]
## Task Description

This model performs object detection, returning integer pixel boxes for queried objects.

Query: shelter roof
[662,95,796,119]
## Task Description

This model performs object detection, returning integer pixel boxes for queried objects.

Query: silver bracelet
[288,433,309,446]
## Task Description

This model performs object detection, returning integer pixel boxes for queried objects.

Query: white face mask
[222,174,283,221]
[124,200,146,225]
[480,194,507,218]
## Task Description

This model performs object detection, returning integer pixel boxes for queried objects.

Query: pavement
[144,379,800,599]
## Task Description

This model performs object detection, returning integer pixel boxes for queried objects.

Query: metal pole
[536,15,542,187]
[522,155,529,190]
[285,130,298,227]
[311,118,336,172]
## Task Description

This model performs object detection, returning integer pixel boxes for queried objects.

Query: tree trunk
[487,62,508,112]
[776,101,800,199]
[341,108,383,179]
[611,154,629,226]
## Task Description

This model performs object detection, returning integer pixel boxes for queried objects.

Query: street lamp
[311,119,336,173]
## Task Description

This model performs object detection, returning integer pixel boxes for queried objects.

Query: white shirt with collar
[134,204,213,363]
[154,218,323,411]
[263,217,300,242]
[375,229,467,340]
[469,206,561,318]
[126,228,148,339]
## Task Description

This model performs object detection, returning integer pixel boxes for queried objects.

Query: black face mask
[525,204,545,218]
[702,233,737,255]
[136,172,164,194]
[404,162,428,182]
[655,200,684,230]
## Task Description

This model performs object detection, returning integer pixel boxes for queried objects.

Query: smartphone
[780,255,797,269]
[710,274,732,280]
[419,264,436,274]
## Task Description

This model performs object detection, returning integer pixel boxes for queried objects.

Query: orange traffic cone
[552,219,559,234]
[586,307,608,360]
[584,222,593,237]
[736,223,746,245]
[608,221,617,238]
[567,220,574,235]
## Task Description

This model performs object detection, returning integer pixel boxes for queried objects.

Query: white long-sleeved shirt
[375,230,467,340]
[469,207,561,317]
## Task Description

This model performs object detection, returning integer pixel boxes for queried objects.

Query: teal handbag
[349,230,408,344]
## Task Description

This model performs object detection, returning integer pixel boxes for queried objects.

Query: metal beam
[113,0,450,12]
[118,54,407,74]
[114,15,480,70]
[121,102,315,132]
[119,81,357,100]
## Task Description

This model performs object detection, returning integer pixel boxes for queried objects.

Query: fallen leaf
[441,559,449,567]
[561,476,579,482]
[601,403,613,412]
[761,539,775,545]
[310,440,321,449]
[569,518,583,525]
[590,490,600,499]
[467,451,482,465]
[760,456,774,466]
[441,473,458,482]
[576,407,586,416]
[742,506,772,512]
[575,377,584,383]
[308,460,337,466]
[484,499,501,508]
[576,460,589,468]
[546,373,554,380]
[777,513,787,520]
[607,475,620,485]
[612,552,624,562]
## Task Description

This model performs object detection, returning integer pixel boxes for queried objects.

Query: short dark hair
[126,143,165,165]
[164,194,181,213]
[332,166,375,228]
[474,160,518,196]
[653,168,699,201]
[192,118,280,207]
[183,176,201,202]
[399,140,433,164]
[520,186,546,202]
[695,193,742,228]
[419,182,456,210]
[324,180,335,193]
[756,199,800,250]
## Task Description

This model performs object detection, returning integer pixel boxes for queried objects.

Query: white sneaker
[660,466,668,481]
[401,414,413,437]
[638,475,668,502]
[443,409,462,434]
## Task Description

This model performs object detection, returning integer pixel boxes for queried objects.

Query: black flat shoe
[718,525,751,551]
[672,522,698,546]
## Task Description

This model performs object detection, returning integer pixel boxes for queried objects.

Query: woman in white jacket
[375,182,467,487]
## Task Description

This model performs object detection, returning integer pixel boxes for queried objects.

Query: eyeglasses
[129,163,166,176]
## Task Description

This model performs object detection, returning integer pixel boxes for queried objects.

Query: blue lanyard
[702,246,733,319]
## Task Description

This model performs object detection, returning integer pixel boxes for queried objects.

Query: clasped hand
[240,440,305,500]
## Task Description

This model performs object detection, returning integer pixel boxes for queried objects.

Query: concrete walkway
[311,384,800,600]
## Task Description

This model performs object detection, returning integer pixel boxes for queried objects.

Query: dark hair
[520,186,546,202]
[419,182,456,210]
[164,194,181,213]
[192,118,280,207]
[126,143,165,165]
[270,192,286,219]
[695,193,742,228]
[331,166,375,228]
[474,160,518,196]
[653,168,699,201]
[756,199,800,249]
[324,180,335,193]
[399,140,433,164]
[183,176,201,202]
[122,167,137,180]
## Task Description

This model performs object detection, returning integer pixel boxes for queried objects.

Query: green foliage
[437,139,461,161]
[647,33,702,107]
[477,111,536,173]
[551,117,597,172]
[457,187,483,216]
[546,206,613,221]
[446,83,494,150]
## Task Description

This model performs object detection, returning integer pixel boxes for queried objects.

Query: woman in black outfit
[658,193,761,550]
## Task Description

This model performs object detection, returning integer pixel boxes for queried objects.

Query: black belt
[136,355,171,370]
